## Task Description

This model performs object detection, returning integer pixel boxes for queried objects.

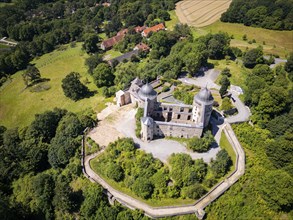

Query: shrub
[106,162,124,182]
[132,177,154,199]
[181,184,207,199]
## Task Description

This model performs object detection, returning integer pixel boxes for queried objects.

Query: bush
[221,68,231,77]
[181,184,207,199]
[161,85,170,92]
[132,177,154,199]
[221,97,233,111]
[211,149,232,178]
[135,108,143,138]
[187,131,215,152]
[106,162,124,182]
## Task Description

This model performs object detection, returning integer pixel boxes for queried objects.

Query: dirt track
[176,0,232,27]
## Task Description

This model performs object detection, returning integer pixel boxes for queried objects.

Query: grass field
[220,131,236,172]
[176,0,232,27]
[165,10,180,31]
[0,2,14,7]
[0,43,112,128]
[90,158,195,207]
[196,21,293,58]
[103,49,123,60]
[209,59,250,88]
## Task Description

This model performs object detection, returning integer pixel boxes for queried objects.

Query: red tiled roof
[142,23,165,37]
[134,26,146,33]
[117,29,128,36]
[134,43,150,51]
[101,34,125,49]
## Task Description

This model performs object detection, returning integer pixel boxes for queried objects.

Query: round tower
[193,87,214,127]
[138,83,157,115]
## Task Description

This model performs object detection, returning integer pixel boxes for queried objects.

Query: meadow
[0,43,111,128]
[201,21,293,58]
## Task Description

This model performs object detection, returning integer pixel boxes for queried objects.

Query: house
[102,2,111,7]
[101,25,148,50]
[101,35,125,50]
[134,26,146,33]
[117,29,128,36]
[134,43,150,52]
[101,29,128,50]
[141,23,165,37]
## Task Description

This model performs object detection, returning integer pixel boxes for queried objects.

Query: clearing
[176,0,232,27]
[0,43,111,128]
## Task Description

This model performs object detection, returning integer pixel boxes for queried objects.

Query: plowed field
[176,0,232,27]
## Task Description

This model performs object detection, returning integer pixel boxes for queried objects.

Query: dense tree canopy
[221,0,293,30]
[243,47,264,68]
[61,72,90,101]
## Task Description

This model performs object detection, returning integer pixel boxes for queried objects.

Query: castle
[116,78,214,141]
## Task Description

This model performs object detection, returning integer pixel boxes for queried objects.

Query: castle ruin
[116,78,214,141]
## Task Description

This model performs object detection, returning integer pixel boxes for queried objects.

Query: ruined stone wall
[154,122,203,138]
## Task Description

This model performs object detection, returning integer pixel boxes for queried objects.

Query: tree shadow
[27,78,51,87]
[82,90,98,99]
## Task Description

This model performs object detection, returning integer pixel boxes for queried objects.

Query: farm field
[175,0,292,57]
[0,43,111,128]
[176,0,232,27]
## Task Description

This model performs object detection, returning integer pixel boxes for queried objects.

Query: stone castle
[116,78,214,141]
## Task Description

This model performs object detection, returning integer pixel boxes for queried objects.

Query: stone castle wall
[153,121,203,139]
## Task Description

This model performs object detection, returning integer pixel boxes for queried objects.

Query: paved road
[178,69,221,90]
[179,68,251,123]
[226,90,251,123]
[83,121,245,219]
[0,37,17,46]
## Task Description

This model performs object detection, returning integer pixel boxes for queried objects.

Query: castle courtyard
[89,103,221,163]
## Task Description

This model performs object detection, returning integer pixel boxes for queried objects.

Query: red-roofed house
[134,26,146,33]
[141,23,165,37]
[117,29,128,36]
[101,34,124,50]
[134,43,150,52]
[101,29,128,50]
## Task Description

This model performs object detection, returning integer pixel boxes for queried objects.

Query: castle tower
[193,87,214,127]
[141,116,154,141]
[138,83,157,115]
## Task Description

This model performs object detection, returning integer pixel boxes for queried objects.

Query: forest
[221,0,293,30]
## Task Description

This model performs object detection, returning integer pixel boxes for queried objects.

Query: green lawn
[0,2,14,7]
[0,43,112,128]
[98,33,107,40]
[0,43,10,48]
[193,21,293,58]
[210,59,250,88]
[90,158,195,207]
[103,49,123,60]
[220,131,236,172]
[166,10,180,31]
